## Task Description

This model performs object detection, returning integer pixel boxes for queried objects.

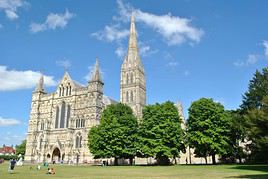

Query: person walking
[8,159,16,173]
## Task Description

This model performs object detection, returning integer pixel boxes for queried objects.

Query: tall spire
[128,13,138,53]
[90,58,103,83]
[35,73,44,92]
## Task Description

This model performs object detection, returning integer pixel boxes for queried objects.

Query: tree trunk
[238,157,242,164]
[129,158,133,165]
[114,158,118,166]
[205,157,207,164]
[212,154,216,165]
[174,156,177,165]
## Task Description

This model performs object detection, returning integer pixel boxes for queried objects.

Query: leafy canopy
[241,68,268,111]
[244,96,268,163]
[138,101,184,165]
[88,103,138,160]
[15,140,26,156]
[187,98,231,164]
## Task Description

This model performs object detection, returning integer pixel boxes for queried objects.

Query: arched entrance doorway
[52,148,61,163]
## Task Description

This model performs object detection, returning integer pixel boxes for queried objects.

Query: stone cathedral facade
[25,15,146,164]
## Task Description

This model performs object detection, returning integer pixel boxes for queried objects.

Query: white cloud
[56,59,71,70]
[30,9,75,33]
[263,41,268,58]
[234,54,258,67]
[5,9,18,20]
[0,66,57,91]
[30,23,46,33]
[0,0,27,20]
[0,116,20,126]
[91,25,129,42]
[115,46,126,58]
[167,61,179,67]
[117,0,204,45]
[139,43,158,57]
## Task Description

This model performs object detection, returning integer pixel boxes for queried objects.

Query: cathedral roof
[58,71,81,89]
[103,95,118,106]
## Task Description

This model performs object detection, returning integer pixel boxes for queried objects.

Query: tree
[244,96,268,163]
[220,110,246,163]
[138,101,184,165]
[239,67,268,163]
[15,140,26,156]
[88,103,138,165]
[241,68,268,111]
[187,98,231,164]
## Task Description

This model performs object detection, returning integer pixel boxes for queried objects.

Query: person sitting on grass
[46,167,55,175]
[51,168,55,175]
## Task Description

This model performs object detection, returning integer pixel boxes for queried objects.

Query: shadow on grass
[226,165,268,179]
[232,165,268,173]
[226,174,268,179]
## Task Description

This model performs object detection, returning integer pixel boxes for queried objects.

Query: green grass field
[0,163,267,179]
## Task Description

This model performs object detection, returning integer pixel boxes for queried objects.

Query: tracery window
[75,135,82,148]
[59,102,66,128]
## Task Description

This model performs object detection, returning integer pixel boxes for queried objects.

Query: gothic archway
[52,148,61,163]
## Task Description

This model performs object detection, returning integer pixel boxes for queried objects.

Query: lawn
[0,163,268,179]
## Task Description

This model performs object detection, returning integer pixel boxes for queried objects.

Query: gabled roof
[57,71,83,89]
[0,146,15,154]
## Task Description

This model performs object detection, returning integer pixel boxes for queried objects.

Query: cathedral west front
[25,15,147,164]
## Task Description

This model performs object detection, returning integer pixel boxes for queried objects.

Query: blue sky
[0,0,268,146]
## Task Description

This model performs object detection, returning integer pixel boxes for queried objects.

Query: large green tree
[239,67,268,163]
[15,140,26,156]
[138,101,184,165]
[241,68,268,111]
[88,103,138,165]
[244,96,268,163]
[220,110,246,163]
[187,98,231,164]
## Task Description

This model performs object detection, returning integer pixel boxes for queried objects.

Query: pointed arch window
[59,102,66,128]
[126,91,129,102]
[66,105,70,128]
[59,88,62,97]
[41,122,45,130]
[75,136,79,148]
[66,86,69,96]
[130,91,134,102]
[80,136,82,148]
[55,106,59,128]
[81,119,85,127]
[69,85,72,95]
[75,135,82,148]
[39,138,43,150]
[126,73,129,84]
[131,73,134,83]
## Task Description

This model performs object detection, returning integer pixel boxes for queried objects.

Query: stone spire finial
[35,73,44,92]
[90,58,103,83]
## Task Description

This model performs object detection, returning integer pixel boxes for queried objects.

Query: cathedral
[25,15,146,164]
[25,15,214,165]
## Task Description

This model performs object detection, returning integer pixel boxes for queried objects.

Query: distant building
[0,145,16,156]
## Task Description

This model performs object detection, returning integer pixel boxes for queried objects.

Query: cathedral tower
[120,14,146,118]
